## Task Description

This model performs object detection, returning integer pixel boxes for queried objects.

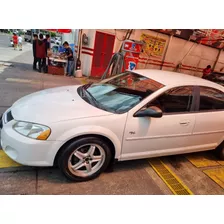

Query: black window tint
[148,86,193,113]
[199,87,224,111]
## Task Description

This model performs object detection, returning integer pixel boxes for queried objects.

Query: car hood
[11,85,112,124]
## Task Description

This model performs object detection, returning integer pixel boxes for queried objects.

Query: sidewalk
[0,42,31,62]
[0,50,87,114]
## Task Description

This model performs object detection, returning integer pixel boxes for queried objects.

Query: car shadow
[35,159,150,184]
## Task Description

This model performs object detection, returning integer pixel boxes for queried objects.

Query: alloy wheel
[68,143,106,177]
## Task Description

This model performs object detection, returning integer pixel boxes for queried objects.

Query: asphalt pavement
[0,32,223,195]
[0,33,10,47]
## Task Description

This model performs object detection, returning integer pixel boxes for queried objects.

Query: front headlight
[13,121,51,140]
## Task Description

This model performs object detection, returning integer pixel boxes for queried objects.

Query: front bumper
[0,119,63,167]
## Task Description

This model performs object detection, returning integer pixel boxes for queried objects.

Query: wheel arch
[53,134,116,166]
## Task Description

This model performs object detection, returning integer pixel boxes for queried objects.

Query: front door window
[147,86,194,114]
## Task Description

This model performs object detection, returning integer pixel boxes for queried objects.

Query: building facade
[63,29,224,78]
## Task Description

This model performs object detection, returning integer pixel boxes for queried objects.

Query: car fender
[55,125,122,159]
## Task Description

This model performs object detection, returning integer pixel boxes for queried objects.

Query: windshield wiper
[80,86,104,110]
[83,83,93,89]
[85,89,103,109]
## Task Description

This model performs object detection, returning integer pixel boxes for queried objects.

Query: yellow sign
[140,33,166,57]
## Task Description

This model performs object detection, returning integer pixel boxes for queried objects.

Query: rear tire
[215,142,224,160]
[58,137,112,182]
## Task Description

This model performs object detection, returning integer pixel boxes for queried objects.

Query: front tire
[58,137,112,181]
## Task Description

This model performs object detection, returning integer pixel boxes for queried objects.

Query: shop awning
[46,29,72,33]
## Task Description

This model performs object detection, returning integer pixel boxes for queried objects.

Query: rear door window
[199,87,224,111]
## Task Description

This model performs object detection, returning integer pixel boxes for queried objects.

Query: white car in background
[9,38,14,47]
[24,30,31,42]
[55,37,62,45]
[0,70,224,181]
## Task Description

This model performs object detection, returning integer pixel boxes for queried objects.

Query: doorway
[91,31,115,78]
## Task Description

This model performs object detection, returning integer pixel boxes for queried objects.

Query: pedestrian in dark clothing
[44,34,51,54]
[63,41,75,77]
[44,34,51,72]
[32,34,38,70]
[36,33,47,73]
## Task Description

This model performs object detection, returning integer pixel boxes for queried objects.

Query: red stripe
[75,46,94,52]
[74,50,204,72]
[110,54,174,65]
[82,51,93,56]
[181,64,203,71]
[75,50,93,56]
[82,46,94,52]
[139,59,204,71]
[76,47,202,70]
[139,57,174,65]
[138,61,203,72]
[178,67,203,72]
[138,61,173,68]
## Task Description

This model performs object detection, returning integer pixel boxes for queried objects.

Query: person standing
[36,33,47,73]
[63,41,75,77]
[44,34,51,52]
[18,34,23,51]
[44,34,51,72]
[12,33,18,50]
[32,34,38,70]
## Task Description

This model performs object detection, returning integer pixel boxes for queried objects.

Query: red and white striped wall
[74,29,223,77]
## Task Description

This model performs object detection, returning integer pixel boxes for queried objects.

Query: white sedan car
[1,70,224,181]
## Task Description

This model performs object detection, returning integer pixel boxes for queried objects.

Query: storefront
[76,30,224,79]
[75,29,173,78]
[45,29,72,76]
[44,29,224,79]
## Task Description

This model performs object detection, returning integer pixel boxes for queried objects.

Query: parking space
[186,152,224,190]
[0,150,22,168]
[0,147,223,194]
[203,168,224,189]
[162,152,224,194]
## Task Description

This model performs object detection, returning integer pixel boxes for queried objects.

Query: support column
[160,34,173,70]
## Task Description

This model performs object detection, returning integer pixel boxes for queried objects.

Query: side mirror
[134,106,163,118]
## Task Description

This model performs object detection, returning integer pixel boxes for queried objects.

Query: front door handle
[180,121,190,126]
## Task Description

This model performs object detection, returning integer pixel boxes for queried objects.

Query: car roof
[135,69,224,90]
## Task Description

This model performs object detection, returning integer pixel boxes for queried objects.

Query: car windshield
[77,72,165,114]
